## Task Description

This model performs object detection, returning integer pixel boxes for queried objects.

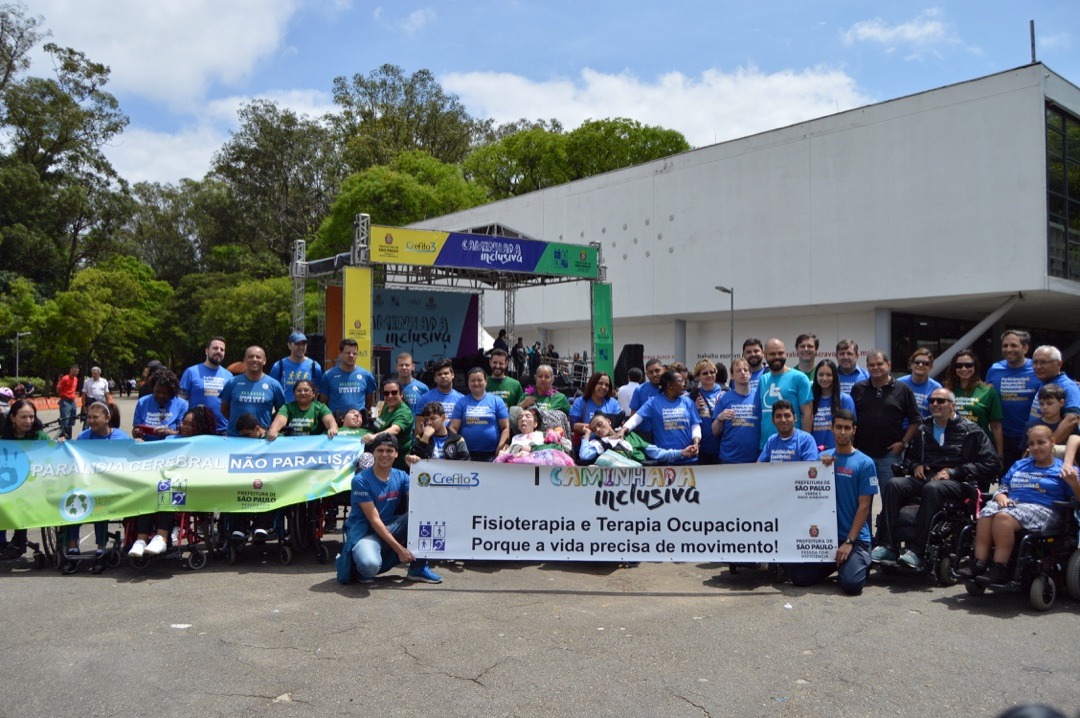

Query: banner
[591,282,614,376]
[0,436,364,530]
[372,288,479,367]
[342,266,373,367]
[407,461,838,563]
[370,226,598,279]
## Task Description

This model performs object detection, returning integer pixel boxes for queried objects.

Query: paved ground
[3,396,1077,718]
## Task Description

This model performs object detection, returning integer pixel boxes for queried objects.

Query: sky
[25,0,1080,186]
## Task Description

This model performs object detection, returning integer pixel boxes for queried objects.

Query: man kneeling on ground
[336,434,442,585]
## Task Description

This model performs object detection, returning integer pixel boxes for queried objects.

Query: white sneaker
[145,535,167,556]
[128,539,146,558]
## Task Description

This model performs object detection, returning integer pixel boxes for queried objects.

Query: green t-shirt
[953,383,1003,437]
[534,391,571,415]
[487,375,524,408]
[374,402,414,459]
[277,400,331,435]
[337,427,371,438]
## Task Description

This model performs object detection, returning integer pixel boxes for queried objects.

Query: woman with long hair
[569,371,621,437]
[944,349,1004,457]
[811,360,857,451]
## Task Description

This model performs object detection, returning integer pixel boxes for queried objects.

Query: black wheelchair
[959,499,1080,611]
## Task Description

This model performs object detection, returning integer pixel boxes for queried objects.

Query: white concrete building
[415,63,1080,375]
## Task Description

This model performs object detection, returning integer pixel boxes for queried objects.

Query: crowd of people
[2,329,1080,594]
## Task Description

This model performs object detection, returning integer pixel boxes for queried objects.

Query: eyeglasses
[928,397,952,405]
[383,390,400,396]
[911,360,931,367]
[954,362,975,369]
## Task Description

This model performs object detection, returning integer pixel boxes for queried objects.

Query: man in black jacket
[872,387,1001,570]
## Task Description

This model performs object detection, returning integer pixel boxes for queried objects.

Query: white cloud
[33,0,301,110]
[400,8,436,36]
[841,8,969,59]
[442,65,872,149]
[1040,32,1071,51]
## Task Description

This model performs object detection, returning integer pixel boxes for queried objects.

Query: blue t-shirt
[758,370,813,447]
[897,375,943,419]
[986,359,1040,438]
[345,467,409,540]
[269,356,325,403]
[748,367,764,396]
[400,378,430,413]
[1029,373,1080,422]
[569,395,622,427]
[418,387,465,417]
[822,448,878,543]
[837,366,870,395]
[319,365,377,416]
[636,394,701,453]
[713,389,760,464]
[132,395,189,440]
[758,430,819,463]
[179,363,233,433]
[221,374,286,437]
[76,428,130,440]
[811,393,857,451]
[452,393,509,453]
[1000,457,1070,508]
[695,386,725,459]
[629,382,661,412]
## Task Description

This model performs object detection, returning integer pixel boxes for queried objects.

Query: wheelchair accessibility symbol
[418,521,446,551]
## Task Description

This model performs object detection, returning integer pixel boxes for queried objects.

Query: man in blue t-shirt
[743,338,765,395]
[758,400,818,463]
[318,338,377,418]
[836,339,870,394]
[786,409,877,594]
[629,358,664,414]
[179,336,232,433]
[220,346,286,436]
[985,330,1040,469]
[417,359,464,416]
[336,434,441,585]
[269,331,324,403]
[757,338,813,448]
[395,351,429,413]
[1028,345,1080,444]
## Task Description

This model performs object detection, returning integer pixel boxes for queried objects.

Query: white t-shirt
[617,382,640,414]
[83,376,110,402]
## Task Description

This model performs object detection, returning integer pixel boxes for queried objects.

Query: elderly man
[849,351,921,483]
[872,387,1000,570]
[1028,345,1080,444]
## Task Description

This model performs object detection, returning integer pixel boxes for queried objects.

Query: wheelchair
[214,510,298,566]
[959,499,1080,611]
[49,521,125,575]
[873,478,982,585]
[126,513,212,572]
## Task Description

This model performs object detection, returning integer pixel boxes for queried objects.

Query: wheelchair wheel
[187,550,208,570]
[315,542,330,565]
[937,556,957,586]
[40,527,61,569]
[228,544,240,566]
[964,581,986,596]
[279,544,294,566]
[1029,574,1056,611]
[1065,551,1080,601]
[129,554,150,571]
[105,550,122,569]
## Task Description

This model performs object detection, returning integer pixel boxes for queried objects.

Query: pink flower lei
[525,385,556,397]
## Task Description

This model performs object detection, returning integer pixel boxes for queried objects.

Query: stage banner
[370,225,598,279]
[591,282,614,376]
[372,288,479,366]
[0,436,364,530]
[407,460,838,563]
[343,266,373,367]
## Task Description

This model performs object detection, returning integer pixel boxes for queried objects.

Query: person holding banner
[266,379,337,441]
[712,358,760,464]
[786,409,877,594]
[619,369,700,463]
[417,360,464,417]
[451,368,510,461]
[569,372,622,438]
[67,402,130,571]
[336,434,442,585]
[132,369,188,441]
[0,399,56,559]
[758,400,818,463]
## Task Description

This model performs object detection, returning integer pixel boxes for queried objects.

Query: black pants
[876,475,966,555]
[1002,437,1025,474]
[135,512,177,535]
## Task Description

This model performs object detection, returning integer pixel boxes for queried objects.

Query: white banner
[407,461,838,563]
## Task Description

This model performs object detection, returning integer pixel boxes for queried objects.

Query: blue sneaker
[357,575,375,585]
[870,546,897,562]
[406,566,442,584]
[898,549,923,570]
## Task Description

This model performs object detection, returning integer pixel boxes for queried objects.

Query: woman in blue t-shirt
[692,359,726,464]
[811,360,857,451]
[569,372,622,438]
[620,370,701,463]
[450,367,510,461]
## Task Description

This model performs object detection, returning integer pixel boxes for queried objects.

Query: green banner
[591,282,615,375]
[0,436,364,530]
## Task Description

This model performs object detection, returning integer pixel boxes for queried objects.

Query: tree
[309,150,486,258]
[0,2,45,96]
[198,276,293,356]
[565,118,690,179]
[331,64,480,171]
[211,100,346,266]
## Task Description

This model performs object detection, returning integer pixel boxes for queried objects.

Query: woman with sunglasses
[897,348,942,419]
[363,379,414,469]
[944,350,1004,458]
[692,359,725,464]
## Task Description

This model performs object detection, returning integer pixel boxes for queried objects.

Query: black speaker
[614,343,644,386]
[307,334,326,368]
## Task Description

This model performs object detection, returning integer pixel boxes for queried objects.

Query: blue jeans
[59,398,77,439]
[872,454,898,484]
[787,543,872,595]
[350,514,428,579]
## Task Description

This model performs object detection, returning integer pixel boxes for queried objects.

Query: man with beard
[742,338,766,395]
[179,336,232,434]
[757,338,813,447]
[486,348,523,409]
[629,358,665,415]
[985,330,1040,469]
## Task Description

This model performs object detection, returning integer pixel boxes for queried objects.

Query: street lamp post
[714,286,734,364]
[14,331,30,381]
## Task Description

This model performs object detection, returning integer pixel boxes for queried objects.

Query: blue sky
[28,1,1080,185]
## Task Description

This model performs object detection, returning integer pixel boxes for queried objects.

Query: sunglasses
[954,362,975,369]
[911,360,931,367]
[928,397,952,405]
[383,390,400,396]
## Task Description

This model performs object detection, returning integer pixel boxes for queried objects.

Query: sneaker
[957,560,987,580]
[67,547,80,557]
[898,549,923,570]
[871,546,897,562]
[357,575,375,585]
[231,530,246,541]
[128,539,146,558]
[987,563,1010,584]
[94,547,106,557]
[145,535,167,556]
[253,528,269,544]
[406,566,443,584]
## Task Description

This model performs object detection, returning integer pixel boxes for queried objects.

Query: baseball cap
[288,331,308,343]
[370,434,398,450]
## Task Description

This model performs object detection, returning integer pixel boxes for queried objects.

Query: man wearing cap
[179,337,232,434]
[336,434,443,585]
[269,331,324,403]
[56,364,80,440]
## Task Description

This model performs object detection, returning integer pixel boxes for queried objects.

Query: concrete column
[674,319,686,365]
[874,309,891,356]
